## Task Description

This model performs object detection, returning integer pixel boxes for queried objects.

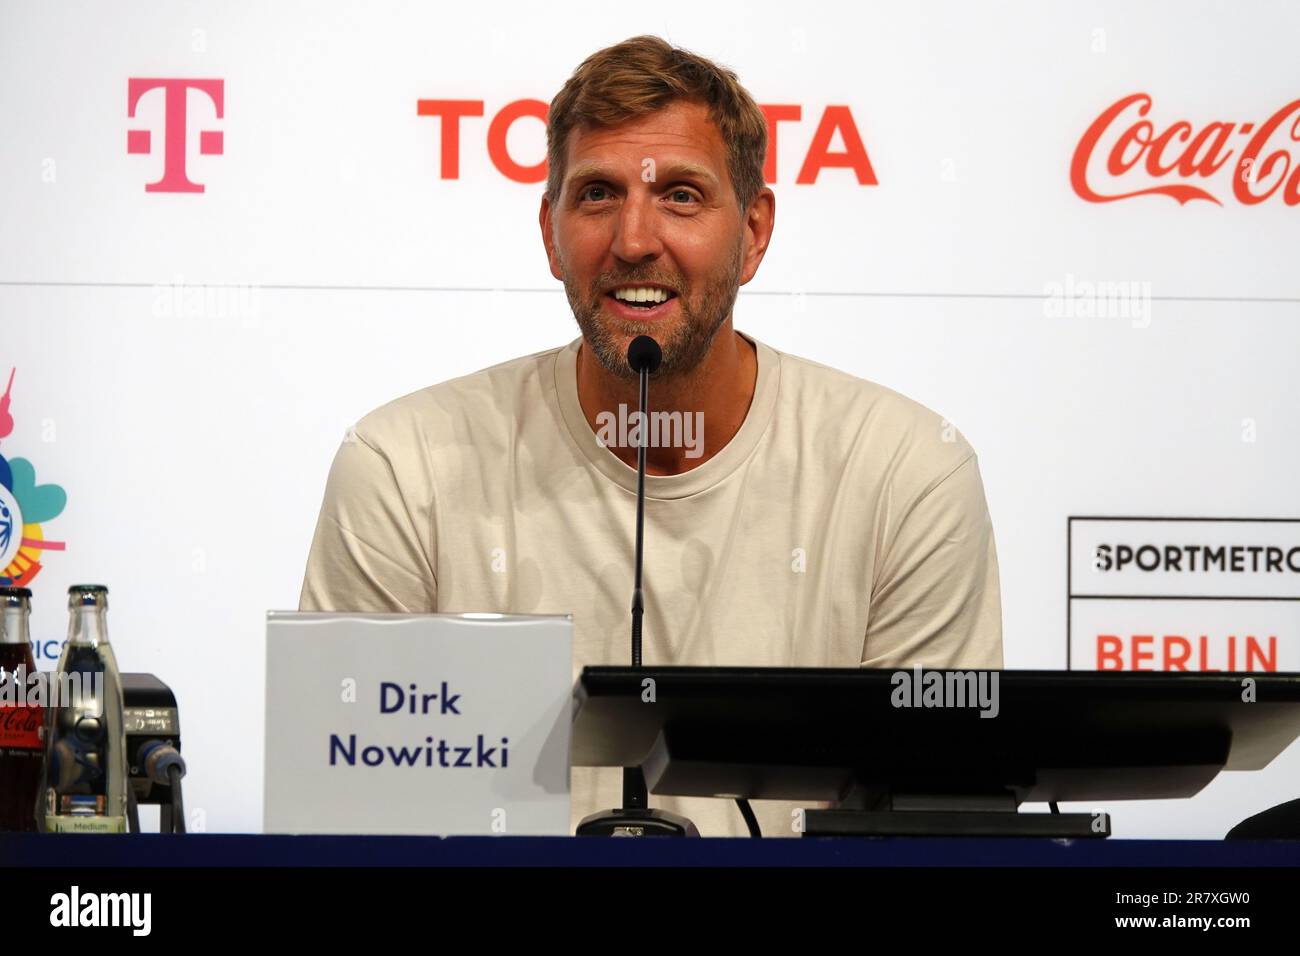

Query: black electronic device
[573,666,1300,837]
[121,672,187,833]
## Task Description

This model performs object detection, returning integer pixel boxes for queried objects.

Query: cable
[126,785,141,834]
[735,798,761,837]
[168,764,186,834]
[1049,801,1060,815]
[137,740,187,834]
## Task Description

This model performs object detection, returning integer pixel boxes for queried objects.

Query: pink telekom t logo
[127,78,224,193]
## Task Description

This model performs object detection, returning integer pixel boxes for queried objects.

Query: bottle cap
[67,584,109,609]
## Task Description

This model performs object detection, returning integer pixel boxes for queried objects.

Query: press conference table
[4,833,1298,866]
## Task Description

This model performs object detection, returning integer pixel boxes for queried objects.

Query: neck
[576,320,758,476]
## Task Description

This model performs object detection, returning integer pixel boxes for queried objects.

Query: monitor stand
[802,784,1109,838]
[575,766,700,837]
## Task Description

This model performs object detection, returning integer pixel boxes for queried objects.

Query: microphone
[627,335,661,375]
[626,335,660,669]
[575,335,698,837]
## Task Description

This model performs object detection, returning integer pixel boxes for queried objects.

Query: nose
[609,193,663,264]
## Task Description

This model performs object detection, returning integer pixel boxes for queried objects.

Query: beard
[561,239,743,381]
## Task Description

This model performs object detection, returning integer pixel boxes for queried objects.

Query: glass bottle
[0,587,43,832]
[37,584,128,833]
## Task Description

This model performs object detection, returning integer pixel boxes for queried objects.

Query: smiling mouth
[606,290,677,307]
[603,287,680,320]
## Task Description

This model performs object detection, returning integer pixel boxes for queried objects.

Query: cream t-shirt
[299,331,1003,837]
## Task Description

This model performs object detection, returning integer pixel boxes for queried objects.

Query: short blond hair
[546,35,768,213]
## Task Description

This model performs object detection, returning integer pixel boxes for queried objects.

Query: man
[299,35,1002,837]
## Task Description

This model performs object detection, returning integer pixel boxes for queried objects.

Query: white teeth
[613,287,670,304]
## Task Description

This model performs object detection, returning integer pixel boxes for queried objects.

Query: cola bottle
[37,584,128,833]
[0,586,43,832]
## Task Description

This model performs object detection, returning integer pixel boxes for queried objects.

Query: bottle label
[0,704,43,749]
[44,814,127,834]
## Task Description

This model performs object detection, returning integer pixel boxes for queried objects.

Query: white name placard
[263,611,572,836]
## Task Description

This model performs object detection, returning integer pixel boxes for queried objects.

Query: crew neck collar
[551,330,780,500]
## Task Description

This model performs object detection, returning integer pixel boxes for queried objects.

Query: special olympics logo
[0,369,67,587]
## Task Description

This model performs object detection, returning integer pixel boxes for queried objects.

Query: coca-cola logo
[1070,93,1300,206]
[0,706,41,731]
[0,703,43,748]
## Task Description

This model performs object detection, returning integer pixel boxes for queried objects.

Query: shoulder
[769,343,980,498]
[347,345,563,458]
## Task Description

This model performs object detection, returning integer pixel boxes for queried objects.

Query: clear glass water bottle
[37,584,128,833]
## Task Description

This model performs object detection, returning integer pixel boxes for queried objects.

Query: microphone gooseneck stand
[576,336,699,837]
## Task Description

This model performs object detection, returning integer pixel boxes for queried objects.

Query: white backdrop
[2,0,1298,837]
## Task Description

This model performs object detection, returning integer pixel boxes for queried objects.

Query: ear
[539,193,563,281]
[738,186,776,287]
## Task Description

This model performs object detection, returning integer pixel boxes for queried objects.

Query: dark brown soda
[0,642,43,832]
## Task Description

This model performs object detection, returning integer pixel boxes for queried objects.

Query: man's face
[541,99,766,379]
